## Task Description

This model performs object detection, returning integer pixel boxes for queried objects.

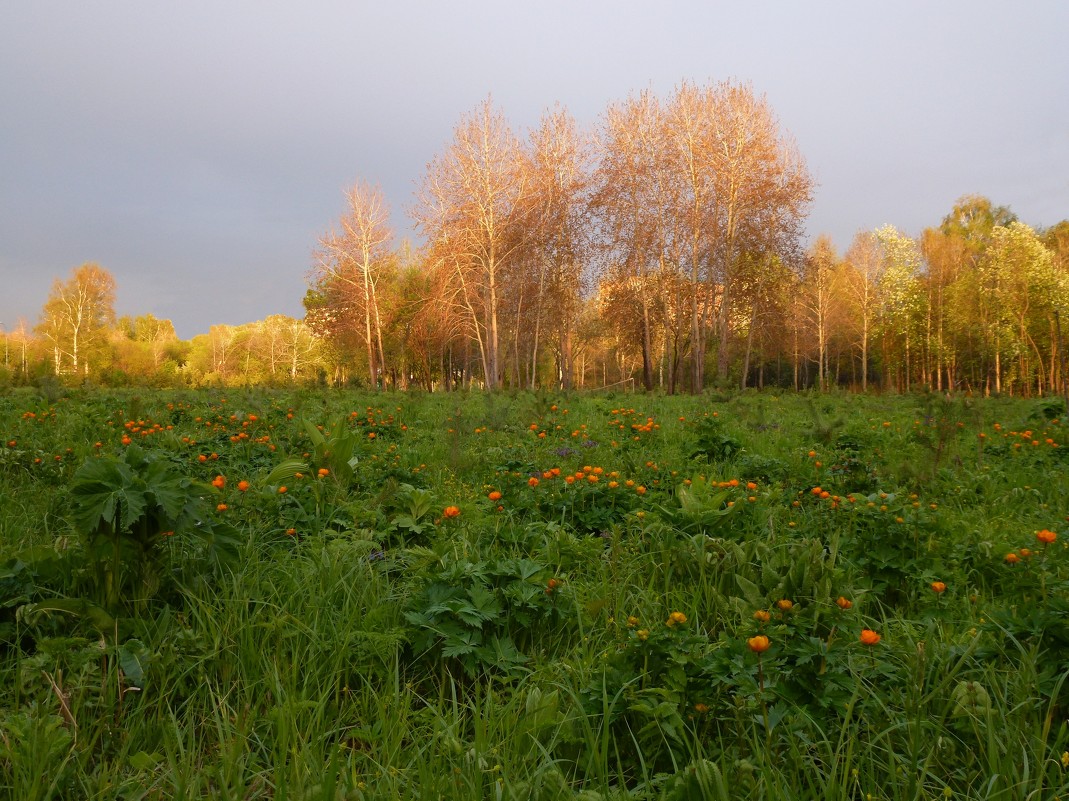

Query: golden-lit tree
[37,263,117,376]
[313,182,394,389]
[414,97,529,389]
[590,89,673,391]
[521,105,591,390]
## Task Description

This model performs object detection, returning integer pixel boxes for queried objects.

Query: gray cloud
[2,1,1067,339]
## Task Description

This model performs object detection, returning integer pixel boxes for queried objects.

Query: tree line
[6,82,1069,395]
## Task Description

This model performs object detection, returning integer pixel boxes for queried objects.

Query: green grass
[1,386,1068,799]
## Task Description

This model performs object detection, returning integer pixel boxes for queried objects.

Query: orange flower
[278,486,288,494]
[667,611,687,626]
[528,477,539,487]
[1036,529,1058,544]
[212,475,226,489]
[1004,552,1020,564]
[237,480,250,492]
[836,596,853,610]
[776,599,794,612]
[859,629,881,646]
[488,490,502,501]
[216,503,228,512]
[930,581,946,594]
[285,528,296,536]
[746,482,757,491]
[635,485,646,495]
[317,468,330,478]
[748,635,771,653]
[753,609,771,623]
[443,505,461,519]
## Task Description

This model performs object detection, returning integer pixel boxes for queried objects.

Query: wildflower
[1037,529,1058,544]
[216,503,228,512]
[667,611,687,626]
[636,629,650,641]
[626,616,639,627]
[776,599,794,612]
[237,480,250,492]
[836,596,853,610]
[753,609,771,623]
[285,528,296,536]
[278,486,288,494]
[931,581,946,594]
[528,477,539,487]
[635,485,646,495]
[859,629,881,646]
[318,468,330,478]
[212,475,226,489]
[488,490,502,501]
[746,482,757,491]
[443,505,461,519]
[748,635,771,653]
[693,703,709,714]
[1004,552,1020,564]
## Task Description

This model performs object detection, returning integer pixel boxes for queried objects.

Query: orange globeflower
[667,611,687,626]
[237,480,250,492]
[212,475,226,489]
[1004,552,1020,564]
[753,609,771,623]
[443,505,461,519]
[216,503,228,512]
[278,486,288,494]
[1037,529,1058,544]
[859,629,881,646]
[488,490,502,501]
[635,485,646,495]
[748,635,771,653]
[317,468,330,478]
[930,581,946,594]
[836,596,853,610]
[528,477,540,487]
[776,599,794,612]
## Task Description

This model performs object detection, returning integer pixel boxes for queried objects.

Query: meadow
[1,386,1068,800]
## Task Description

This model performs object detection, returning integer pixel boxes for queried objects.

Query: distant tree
[843,231,884,390]
[313,182,393,389]
[414,97,529,389]
[115,314,179,376]
[801,236,838,391]
[36,263,117,376]
[874,226,925,391]
[589,89,671,391]
[522,105,591,390]
[703,82,813,385]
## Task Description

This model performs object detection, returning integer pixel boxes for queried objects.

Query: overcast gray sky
[2,1,1067,339]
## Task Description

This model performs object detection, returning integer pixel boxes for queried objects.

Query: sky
[1,2,1067,340]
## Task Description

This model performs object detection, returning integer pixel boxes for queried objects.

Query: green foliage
[1,388,1069,799]
[65,443,238,613]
